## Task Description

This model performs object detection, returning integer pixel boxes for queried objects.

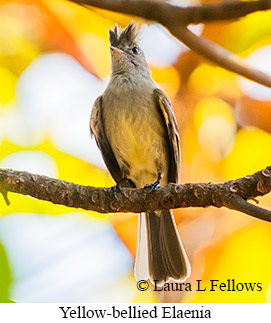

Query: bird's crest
[109,22,139,48]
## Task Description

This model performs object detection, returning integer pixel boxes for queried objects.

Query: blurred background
[0,0,271,303]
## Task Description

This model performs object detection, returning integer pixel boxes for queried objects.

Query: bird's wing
[154,88,181,184]
[90,96,123,184]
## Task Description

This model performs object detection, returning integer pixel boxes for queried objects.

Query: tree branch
[0,167,271,222]
[68,0,271,26]
[169,25,271,88]
[68,0,271,88]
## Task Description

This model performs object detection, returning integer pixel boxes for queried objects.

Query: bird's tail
[134,210,190,286]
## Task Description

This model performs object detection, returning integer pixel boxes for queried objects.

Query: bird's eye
[131,46,140,54]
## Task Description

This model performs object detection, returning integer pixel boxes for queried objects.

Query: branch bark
[68,0,271,26]
[1,167,271,222]
[68,0,271,88]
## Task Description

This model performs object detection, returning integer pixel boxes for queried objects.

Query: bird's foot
[144,172,162,192]
[109,183,122,199]
[109,177,134,198]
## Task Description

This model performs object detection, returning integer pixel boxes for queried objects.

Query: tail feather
[160,210,190,280]
[147,213,167,282]
[134,213,149,281]
[135,210,190,286]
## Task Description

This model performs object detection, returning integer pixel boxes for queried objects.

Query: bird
[90,22,190,285]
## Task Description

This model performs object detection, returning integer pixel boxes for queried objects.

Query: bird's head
[109,22,150,77]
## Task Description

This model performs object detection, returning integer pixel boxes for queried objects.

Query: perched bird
[90,22,190,285]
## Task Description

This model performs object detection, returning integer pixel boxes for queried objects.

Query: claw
[109,176,136,198]
[144,172,162,192]
[109,176,131,198]
[109,184,122,199]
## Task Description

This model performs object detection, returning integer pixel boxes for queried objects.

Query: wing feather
[90,96,123,184]
[154,88,180,184]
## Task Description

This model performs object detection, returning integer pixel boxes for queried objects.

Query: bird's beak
[110,46,123,56]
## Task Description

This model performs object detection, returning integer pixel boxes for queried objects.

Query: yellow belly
[106,106,169,188]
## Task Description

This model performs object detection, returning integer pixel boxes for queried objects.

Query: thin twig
[228,195,271,223]
[0,167,271,222]
[0,188,10,206]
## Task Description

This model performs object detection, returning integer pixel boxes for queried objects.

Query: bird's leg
[144,171,162,192]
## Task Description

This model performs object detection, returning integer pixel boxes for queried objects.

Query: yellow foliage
[223,128,271,179]
[194,97,236,130]
[222,11,271,53]
[151,65,181,101]
[184,223,271,303]
[194,97,236,162]
[0,66,16,105]
[77,32,111,79]
[188,63,240,99]
[0,13,39,75]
